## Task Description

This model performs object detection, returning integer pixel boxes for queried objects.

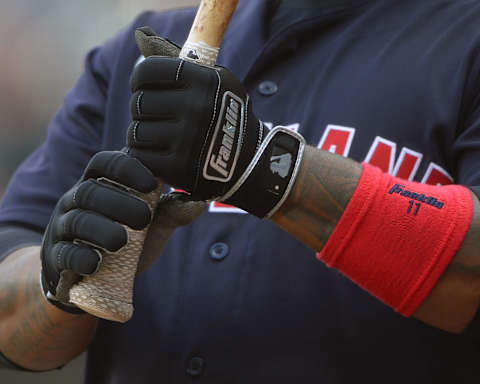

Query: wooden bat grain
[180,0,239,66]
[187,0,239,48]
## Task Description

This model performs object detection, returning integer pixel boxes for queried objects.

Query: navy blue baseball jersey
[1,0,480,382]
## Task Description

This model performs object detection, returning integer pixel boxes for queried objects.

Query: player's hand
[40,151,157,313]
[128,28,305,218]
[129,28,208,273]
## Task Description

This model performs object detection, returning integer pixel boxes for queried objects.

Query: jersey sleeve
[452,45,480,188]
[0,12,151,233]
[0,44,108,231]
[454,115,480,188]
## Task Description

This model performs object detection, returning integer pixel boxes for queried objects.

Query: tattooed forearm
[272,145,480,333]
[273,145,362,251]
[447,194,480,281]
[449,262,480,275]
[0,246,98,371]
[414,193,480,332]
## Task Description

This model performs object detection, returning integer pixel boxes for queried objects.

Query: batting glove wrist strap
[221,126,305,218]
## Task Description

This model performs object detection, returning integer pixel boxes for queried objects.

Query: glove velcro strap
[221,126,305,218]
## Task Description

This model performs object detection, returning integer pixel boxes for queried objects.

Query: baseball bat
[68,0,239,323]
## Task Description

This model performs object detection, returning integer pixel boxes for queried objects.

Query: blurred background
[0,0,197,196]
[0,1,197,383]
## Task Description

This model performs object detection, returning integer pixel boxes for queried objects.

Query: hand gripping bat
[68,0,239,322]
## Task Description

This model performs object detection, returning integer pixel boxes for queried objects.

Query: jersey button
[186,357,205,377]
[258,80,278,96]
[209,242,229,260]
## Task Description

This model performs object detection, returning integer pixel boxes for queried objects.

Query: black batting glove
[127,29,305,218]
[40,151,156,313]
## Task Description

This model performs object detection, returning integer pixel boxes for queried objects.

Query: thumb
[135,26,181,58]
[153,193,208,227]
[137,193,207,274]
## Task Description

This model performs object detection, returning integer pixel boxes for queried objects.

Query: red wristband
[317,163,473,316]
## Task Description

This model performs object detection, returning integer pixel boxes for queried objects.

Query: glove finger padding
[62,179,152,230]
[45,242,102,306]
[68,184,164,322]
[138,193,208,273]
[41,151,159,315]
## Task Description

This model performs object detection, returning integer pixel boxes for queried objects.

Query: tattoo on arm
[272,146,480,332]
[447,193,480,278]
[414,200,480,333]
[273,146,362,251]
[0,247,97,370]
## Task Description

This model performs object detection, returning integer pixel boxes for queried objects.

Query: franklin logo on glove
[204,91,244,182]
